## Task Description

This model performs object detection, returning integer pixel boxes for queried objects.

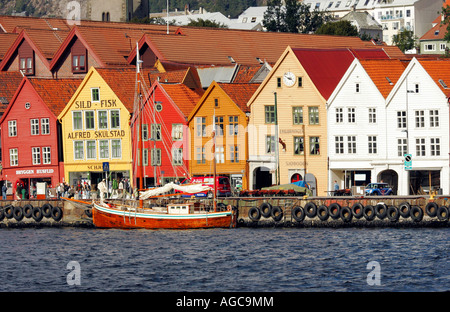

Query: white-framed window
[172,124,183,140]
[266,135,276,154]
[335,136,344,154]
[151,124,161,141]
[229,145,239,163]
[368,108,376,123]
[9,148,18,166]
[348,136,356,154]
[415,138,425,156]
[368,136,377,154]
[31,119,39,135]
[440,43,447,51]
[86,140,96,160]
[415,110,424,128]
[424,44,436,52]
[228,116,239,135]
[74,141,84,160]
[43,147,51,164]
[142,124,149,141]
[99,140,109,159]
[196,117,206,137]
[142,149,148,166]
[336,108,343,123]
[429,110,439,127]
[397,111,406,128]
[430,138,440,156]
[172,148,183,165]
[355,83,360,93]
[196,147,206,164]
[215,146,224,164]
[41,118,50,135]
[98,110,108,129]
[111,139,121,159]
[72,111,82,130]
[151,148,161,166]
[32,147,41,165]
[8,120,17,137]
[397,138,407,157]
[348,107,356,123]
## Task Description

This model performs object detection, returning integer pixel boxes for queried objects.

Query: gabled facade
[132,81,200,187]
[188,81,259,191]
[57,67,136,188]
[327,58,406,194]
[419,15,449,55]
[386,57,450,195]
[0,77,81,198]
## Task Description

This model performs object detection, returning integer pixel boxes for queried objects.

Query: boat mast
[212,109,217,212]
[136,42,144,197]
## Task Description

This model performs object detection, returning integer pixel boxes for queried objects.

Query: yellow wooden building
[247,46,355,194]
[188,81,259,191]
[58,67,138,189]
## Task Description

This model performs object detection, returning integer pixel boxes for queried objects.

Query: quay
[1,195,449,228]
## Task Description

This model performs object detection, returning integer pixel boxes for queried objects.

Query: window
[415,84,419,93]
[336,1,342,7]
[71,39,87,73]
[31,119,39,135]
[214,98,219,107]
[8,120,17,137]
[230,145,239,163]
[430,110,439,127]
[308,107,319,125]
[151,148,161,166]
[368,136,377,154]
[91,88,100,102]
[266,135,276,153]
[19,55,34,75]
[110,110,120,129]
[111,139,121,158]
[86,141,96,159]
[348,136,356,154]
[336,108,343,123]
[173,148,183,165]
[440,43,447,51]
[430,138,440,156]
[292,107,303,125]
[298,77,303,87]
[43,147,51,164]
[310,137,320,155]
[141,124,148,141]
[196,117,206,137]
[228,116,239,136]
[276,77,281,88]
[215,116,224,136]
[397,138,407,157]
[406,9,410,17]
[265,105,276,124]
[424,44,436,52]
[85,111,95,130]
[74,141,84,160]
[142,149,148,166]
[397,111,406,128]
[355,83,360,93]
[215,146,224,163]
[335,136,344,154]
[98,111,108,129]
[41,118,50,135]
[294,136,304,155]
[369,108,376,123]
[10,148,18,166]
[416,138,425,156]
[347,107,356,123]
[32,147,41,165]
[196,147,206,164]
[73,111,82,130]
[151,124,161,141]
[99,140,109,159]
[172,124,183,140]
[415,110,424,128]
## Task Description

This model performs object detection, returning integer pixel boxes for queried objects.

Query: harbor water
[0,227,448,292]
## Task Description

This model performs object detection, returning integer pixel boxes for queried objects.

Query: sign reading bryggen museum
[58,67,134,187]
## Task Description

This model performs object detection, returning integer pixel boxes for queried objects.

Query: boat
[88,44,237,229]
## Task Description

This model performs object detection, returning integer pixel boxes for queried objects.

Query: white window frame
[9,148,18,166]
[43,146,51,164]
[41,118,50,135]
[31,119,39,135]
[32,147,41,165]
[8,120,17,137]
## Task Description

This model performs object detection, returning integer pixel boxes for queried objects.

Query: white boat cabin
[167,203,194,214]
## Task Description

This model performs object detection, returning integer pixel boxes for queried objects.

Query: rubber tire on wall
[41,203,53,218]
[398,202,411,218]
[260,202,272,218]
[248,207,261,222]
[292,206,305,222]
[375,203,388,220]
[271,206,283,222]
[304,202,317,218]
[0,209,4,222]
[363,205,376,221]
[328,203,341,220]
[4,205,14,219]
[13,206,24,222]
[351,203,364,219]
[317,205,329,221]
[340,206,353,223]
[23,204,33,218]
[425,202,438,218]
[410,206,423,222]
[437,206,449,221]
[51,206,63,222]
[387,206,399,222]
[32,206,43,222]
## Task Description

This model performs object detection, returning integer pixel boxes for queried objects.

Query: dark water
[0,227,448,292]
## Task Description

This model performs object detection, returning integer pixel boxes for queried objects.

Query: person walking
[2,183,7,200]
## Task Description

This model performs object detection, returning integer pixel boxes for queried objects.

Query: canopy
[139,182,211,200]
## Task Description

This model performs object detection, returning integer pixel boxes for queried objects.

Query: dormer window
[71,38,87,73]
[18,41,34,76]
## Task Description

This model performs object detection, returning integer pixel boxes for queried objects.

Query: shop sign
[16,169,55,175]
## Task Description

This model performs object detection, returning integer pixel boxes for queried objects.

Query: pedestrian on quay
[2,183,7,200]
[84,182,91,199]
[76,180,82,199]
[56,183,62,199]
[334,180,339,196]
[118,178,124,198]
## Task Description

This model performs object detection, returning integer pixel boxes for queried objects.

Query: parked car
[364,183,394,196]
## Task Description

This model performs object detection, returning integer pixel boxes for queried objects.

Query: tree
[392,29,417,52]
[442,5,450,43]
[316,20,358,37]
[186,18,228,28]
[262,0,332,33]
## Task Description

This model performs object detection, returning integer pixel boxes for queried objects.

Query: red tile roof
[160,83,201,117]
[420,16,447,41]
[293,48,356,100]
[0,15,70,33]
[0,71,23,113]
[418,58,450,97]
[0,33,18,60]
[27,78,82,116]
[360,59,407,98]
[217,83,259,113]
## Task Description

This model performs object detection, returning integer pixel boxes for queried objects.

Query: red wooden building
[132,80,201,187]
[0,77,81,198]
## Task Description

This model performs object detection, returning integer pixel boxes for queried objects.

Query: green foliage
[316,20,358,37]
[186,18,228,28]
[392,29,417,52]
[263,0,332,33]
[442,5,450,42]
